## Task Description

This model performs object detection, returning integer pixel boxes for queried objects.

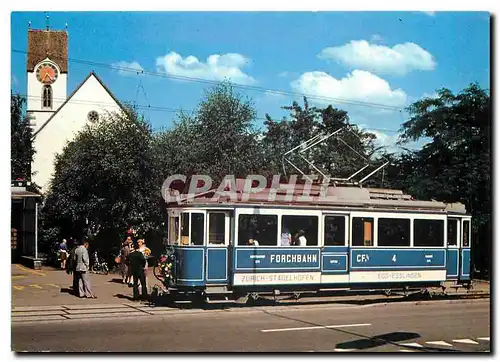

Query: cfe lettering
[357,254,370,263]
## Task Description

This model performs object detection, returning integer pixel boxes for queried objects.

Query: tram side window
[209,213,226,245]
[352,217,374,247]
[168,216,180,245]
[281,215,318,246]
[324,216,345,246]
[447,219,458,246]
[238,214,278,246]
[378,218,410,247]
[414,219,444,247]
[191,213,204,246]
[463,220,470,247]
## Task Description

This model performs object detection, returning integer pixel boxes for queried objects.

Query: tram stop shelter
[11,181,43,269]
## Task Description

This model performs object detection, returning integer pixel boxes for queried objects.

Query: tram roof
[164,180,467,214]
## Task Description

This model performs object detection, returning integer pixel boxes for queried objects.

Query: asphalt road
[11,299,490,352]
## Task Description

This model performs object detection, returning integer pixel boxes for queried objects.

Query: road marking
[400,342,423,348]
[13,286,25,291]
[261,323,371,333]
[46,284,60,288]
[400,349,416,352]
[453,339,479,345]
[477,337,490,341]
[15,264,46,277]
[425,341,453,347]
[333,348,356,352]
[29,284,43,289]
[12,275,27,279]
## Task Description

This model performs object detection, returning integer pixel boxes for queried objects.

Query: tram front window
[179,212,205,246]
[238,214,277,246]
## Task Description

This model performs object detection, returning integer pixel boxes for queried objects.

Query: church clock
[36,62,59,84]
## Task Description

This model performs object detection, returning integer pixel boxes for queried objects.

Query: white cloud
[112,61,144,76]
[156,52,256,85]
[422,11,436,16]
[279,71,290,77]
[370,34,383,42]
[290,69,407,108]
[264,90,286,99]
[12,75,18,86]
[318,40,437,76]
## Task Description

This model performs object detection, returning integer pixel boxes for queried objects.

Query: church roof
[27,29,68,73]
[32,72,125,138]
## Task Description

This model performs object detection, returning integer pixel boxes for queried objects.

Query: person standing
[59,239,68,269]
[66,240,78,294]
[74,240,97,299]
[137,239,151,291]
[120,238,131,284]
[129,242,148,300]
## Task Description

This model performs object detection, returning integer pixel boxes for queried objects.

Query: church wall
[32,75,122,192]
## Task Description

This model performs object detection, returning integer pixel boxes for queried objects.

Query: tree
[11,93,35,182]
[154,83,266,186]
[397,83,491,275]
[42,106,162,252]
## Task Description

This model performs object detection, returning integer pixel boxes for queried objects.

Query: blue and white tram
[159,183,472,301]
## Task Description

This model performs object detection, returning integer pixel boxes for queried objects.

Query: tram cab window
[209,212,226,245]
[447,219,459,246]
[414,219,444,247]
[377,218,410,247]
[324,216,345,246]
[238,214,277,246]
[352,217,374,247]
[281,215,318,246]
[463,220,470,247]
[179,212,205,246]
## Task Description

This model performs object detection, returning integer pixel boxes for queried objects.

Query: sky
[10,11,490,151]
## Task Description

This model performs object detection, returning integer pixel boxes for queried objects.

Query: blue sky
[11,11,490,149]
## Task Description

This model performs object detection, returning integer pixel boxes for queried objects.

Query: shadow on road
[336,332,421,350]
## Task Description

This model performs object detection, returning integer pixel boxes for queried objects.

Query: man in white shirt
[297,230,307,246]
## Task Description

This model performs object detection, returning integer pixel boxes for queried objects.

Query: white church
[26,26,124,192]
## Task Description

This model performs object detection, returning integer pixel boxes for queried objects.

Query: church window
[87,111,99,122]
[42,85,52,109]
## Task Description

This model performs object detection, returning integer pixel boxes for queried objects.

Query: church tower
[26,24,68,133]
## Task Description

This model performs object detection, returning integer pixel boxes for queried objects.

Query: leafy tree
[42,107,163,253]
[11,93,35,182]
[397,83,491,275]
[154,83,266,186]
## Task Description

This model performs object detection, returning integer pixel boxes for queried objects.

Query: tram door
[446,218,460,279]
[205,211,231,285]
[460,218,471,280]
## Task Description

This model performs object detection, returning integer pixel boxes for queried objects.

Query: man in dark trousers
[66,239,79,295]
[129,241,148,300]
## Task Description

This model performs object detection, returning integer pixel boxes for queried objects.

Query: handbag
[115,255,121,264]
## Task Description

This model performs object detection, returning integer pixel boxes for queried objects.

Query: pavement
[11,298,491,352]
[11,264,160,307]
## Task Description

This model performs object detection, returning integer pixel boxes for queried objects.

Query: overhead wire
[13,49,407,112]
[22,93,401,134]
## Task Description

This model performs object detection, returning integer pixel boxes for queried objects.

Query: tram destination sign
[235,248,321,271]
